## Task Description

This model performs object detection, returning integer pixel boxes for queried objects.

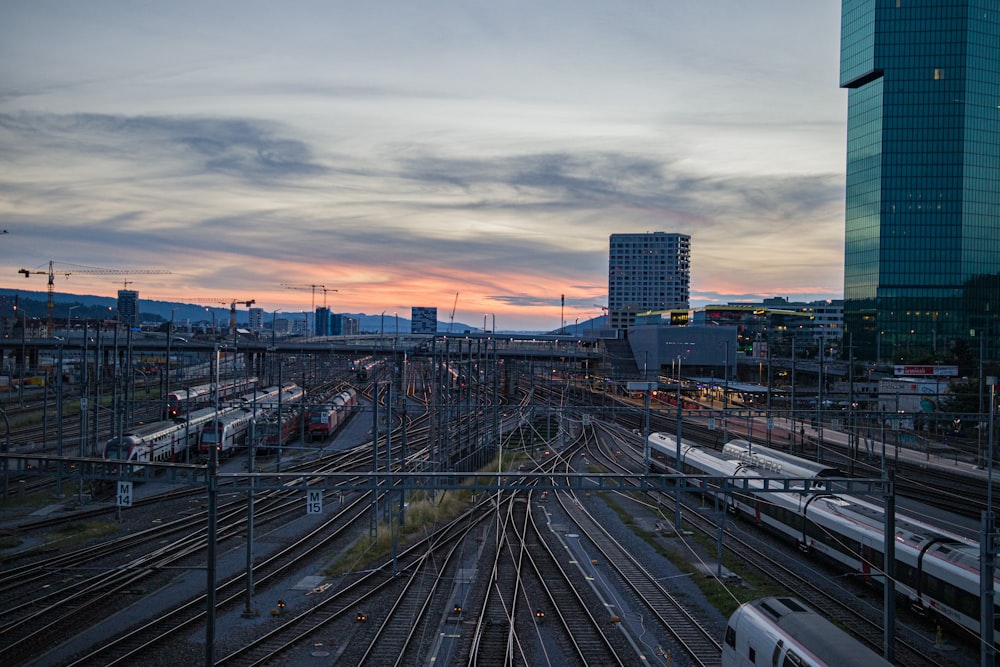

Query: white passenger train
[103,406,219,465]
[650,433,1000,646]
[720,439,840,482]
[723,597,891,666]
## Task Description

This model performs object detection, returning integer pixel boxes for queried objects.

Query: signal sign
[307,489,323,515]
[117,481,133,507]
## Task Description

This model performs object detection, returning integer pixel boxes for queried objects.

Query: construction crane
[18,260,171,336]
[190,298,256,338]
[281,284,338,333]
[449,292,459,333]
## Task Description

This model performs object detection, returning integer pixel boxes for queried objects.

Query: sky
[0,1,848,331]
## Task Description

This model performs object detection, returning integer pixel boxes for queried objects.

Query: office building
[608,232,690,331]
[411,307,437,334]
[248,307,264,331]
[315,307,331,336]
[841,2,1000,362]
[330,314,359,336]
[117,290,139,327]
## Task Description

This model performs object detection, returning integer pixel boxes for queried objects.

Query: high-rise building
[411,307,437,334]
[248,307,264,331]
[315,307,331,336]
[117,289,139,327]
[608,232,690,331]
[841,2,1000,363]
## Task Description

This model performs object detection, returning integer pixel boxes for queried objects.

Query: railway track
[586,421,956,667]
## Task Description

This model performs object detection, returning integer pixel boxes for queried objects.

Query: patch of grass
[599,493,785,619]
[46,521,119,548]
[324,487,474,578]
[0,534,23,549]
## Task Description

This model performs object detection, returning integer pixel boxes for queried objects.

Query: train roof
[734,598,891,666]
[722,440,840,478]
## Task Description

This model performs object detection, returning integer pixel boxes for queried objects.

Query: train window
[724,625,735,648]
[782,649,805,667]
[771,639,783,667]
[748,646,755,663]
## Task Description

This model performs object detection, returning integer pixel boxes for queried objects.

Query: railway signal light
[356,612,367,622]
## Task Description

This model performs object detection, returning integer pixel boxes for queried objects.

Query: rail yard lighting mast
[982,376,997,666]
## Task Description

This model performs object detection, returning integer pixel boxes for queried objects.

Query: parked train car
[200,409,253,458]
[103,406,223,470]
[650,433,1000,646]
[306,388,358,441]
[721,439,840,482]
[722,597,891,666]
[259,385,305,450]
[164,376,258,418]
[226,384,288,416]
[103,420,189,466]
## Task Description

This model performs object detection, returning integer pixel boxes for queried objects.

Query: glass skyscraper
[841,1,1000,364]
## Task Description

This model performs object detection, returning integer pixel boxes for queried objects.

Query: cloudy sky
[0,1,847,331]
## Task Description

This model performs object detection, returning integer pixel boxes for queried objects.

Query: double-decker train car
[305,388,357,441]
[650,432,1000,647]
[164,376,258,418]
[103,406,221,467]
[199,409,253,458]
[722,597,891,666]
[259,384,305,450]
[103,420,190,468]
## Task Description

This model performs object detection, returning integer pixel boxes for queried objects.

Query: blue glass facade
[841,1,1000,364]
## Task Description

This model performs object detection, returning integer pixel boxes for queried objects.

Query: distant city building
[329,314,359,336]
[411,307,437,334]
[608,232,690,332]
[117,290,139,327]
[248,307,264,331]
[273,317,293,335]
[840,2,1000,362]
[315,307,331,336]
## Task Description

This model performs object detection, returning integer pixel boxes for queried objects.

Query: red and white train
[259,384,306,450]
[164,376,258,418]
[198,384,298,457]
[305,388,357,441]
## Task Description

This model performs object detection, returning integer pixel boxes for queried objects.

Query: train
[200,409,254,458]
[164,376,258,418]
[722,597,891,666]
[259,384,306,450]
[305,388,358,441]
[199,384,301,457]
[649,433,1000,646]
[102,406,221,473]
[720,439,840,483]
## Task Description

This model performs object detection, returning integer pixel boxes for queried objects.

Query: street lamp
[67,305,79,331]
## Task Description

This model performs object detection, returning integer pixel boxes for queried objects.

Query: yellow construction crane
[281,284,338,332]
[18,260,171,336]
[190,298,256,337]
[281,283,338,310]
